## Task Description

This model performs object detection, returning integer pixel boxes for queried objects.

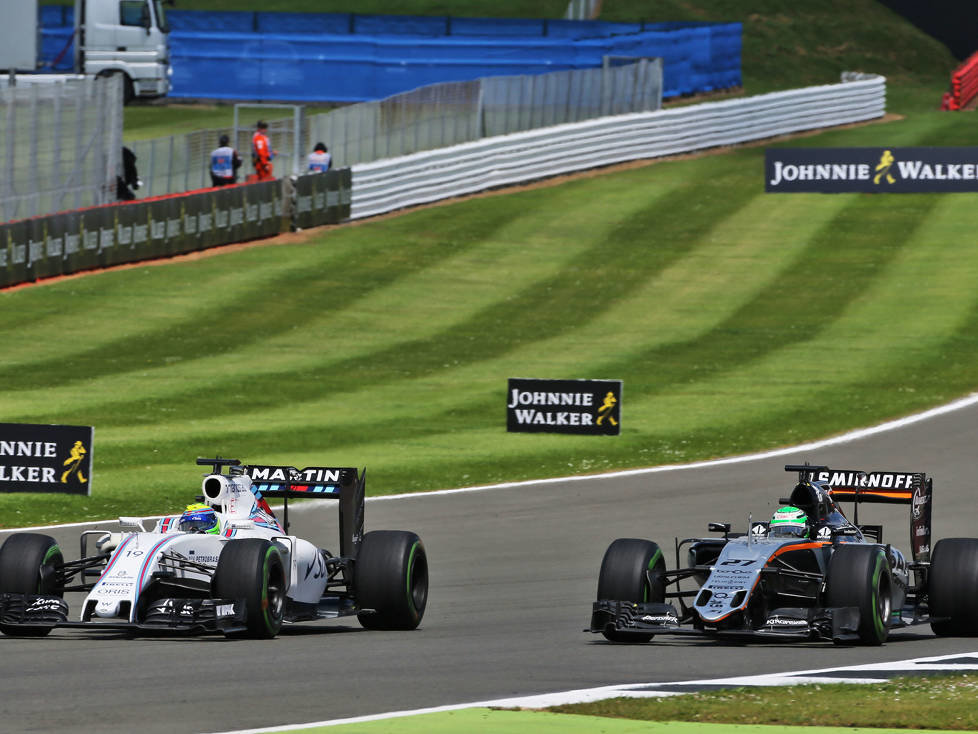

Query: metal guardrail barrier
[126,60,662,199]
[349,74,887,220]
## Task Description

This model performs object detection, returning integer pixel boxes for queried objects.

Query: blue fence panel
[40,27,75,71]
[40,5,72,27]
[39,9,740,102]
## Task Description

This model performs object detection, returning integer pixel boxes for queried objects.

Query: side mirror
[707,522,731,534]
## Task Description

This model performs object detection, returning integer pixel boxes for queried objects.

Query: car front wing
[0,593,247,635]
[590,600,863,642]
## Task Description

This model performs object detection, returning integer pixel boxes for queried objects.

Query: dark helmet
[314,142,327,152]
[219,134,230,147]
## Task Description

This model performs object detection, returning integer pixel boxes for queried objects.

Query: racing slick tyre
[929,538,978,636]
[355,530,428,630]
[213,539,286,639]
[596,538,666,643]
[825,544,892,645]
[0,533,64,637]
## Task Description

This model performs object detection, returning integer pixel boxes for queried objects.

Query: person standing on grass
[210,134,242,187]
[252,120,277,181]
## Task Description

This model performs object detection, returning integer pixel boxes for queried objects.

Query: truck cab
[76,0,171,101]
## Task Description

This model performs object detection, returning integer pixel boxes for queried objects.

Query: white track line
[7,392,978,532]
[208,651,978,733]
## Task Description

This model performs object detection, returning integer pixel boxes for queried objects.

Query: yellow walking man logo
[596,391,618,427]
[61,440,88,484]
[874,150,896,185]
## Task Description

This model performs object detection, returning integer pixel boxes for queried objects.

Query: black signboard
[0,423,93,495]
[766,147,978,193]
[506,378,622,435]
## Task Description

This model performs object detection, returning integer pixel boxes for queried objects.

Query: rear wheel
[213,539,286,639]
[825,544,892,645]
[355,530,428,630]
[929,538,978,636]
[97,70,135,104]
[0,533,64,637]
[596,538,665,643]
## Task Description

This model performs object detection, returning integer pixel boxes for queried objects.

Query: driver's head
[769,505,809,539]
[178,503,220,535]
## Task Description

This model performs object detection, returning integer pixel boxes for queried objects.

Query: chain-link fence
[129,115,308,199]
[0,75,123,222]
[312,59,662,168]
[126,59,661,199]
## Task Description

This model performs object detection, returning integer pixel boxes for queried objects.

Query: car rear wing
[196,458,365,559]
[785,464,933,562]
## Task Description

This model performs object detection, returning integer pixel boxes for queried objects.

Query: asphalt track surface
[3,400,978,733]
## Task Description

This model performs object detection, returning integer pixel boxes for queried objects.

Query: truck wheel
[97,70,135,104]
[356,530,428,630]
[596,538,665,642]
[929,538,978,636]
[825,544,892,645]
[0,533,64,637]
[213,539,286,638]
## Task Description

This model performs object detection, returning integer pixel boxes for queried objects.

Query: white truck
[1,0,171,102]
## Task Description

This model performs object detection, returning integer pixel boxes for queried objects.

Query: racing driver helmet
[178,503,220,535]
[769,505,810,539]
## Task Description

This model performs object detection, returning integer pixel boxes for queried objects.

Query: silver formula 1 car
[0,458,428,638]
[590,464,978,644]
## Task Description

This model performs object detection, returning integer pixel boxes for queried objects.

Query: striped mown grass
[3,110,978,526]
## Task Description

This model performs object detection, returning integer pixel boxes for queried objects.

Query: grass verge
[3,109,978,527]
[548,674,978,730]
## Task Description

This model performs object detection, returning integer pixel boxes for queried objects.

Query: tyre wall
[0,171,345,289]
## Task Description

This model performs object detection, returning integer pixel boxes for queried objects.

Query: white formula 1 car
[0,458,428,638]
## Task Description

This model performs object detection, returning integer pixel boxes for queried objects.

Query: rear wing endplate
[196,459,365,559]
[246,465,365,559]
[785,464,933,562]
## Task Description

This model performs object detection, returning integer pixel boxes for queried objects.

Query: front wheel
[355,530,428,630]
[0,533,64,637]
[929,538,978,636]
[213,539,286,639]
[596,538,665,643]
[825,544,892,645]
